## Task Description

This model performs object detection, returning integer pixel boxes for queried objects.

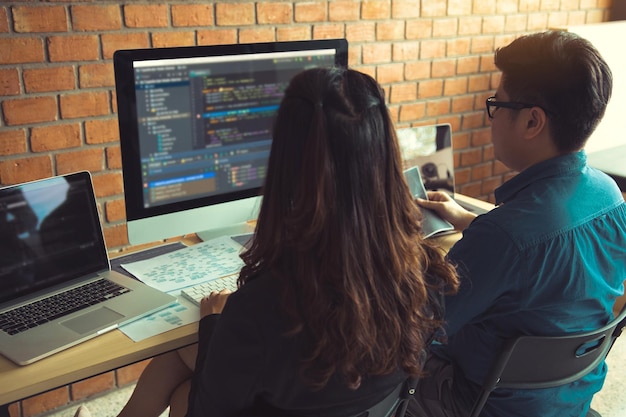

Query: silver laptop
[0,171,176,365]
[397,123,488,215]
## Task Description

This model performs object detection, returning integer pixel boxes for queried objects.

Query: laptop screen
[397,123,455,195]
[0,172,109,304]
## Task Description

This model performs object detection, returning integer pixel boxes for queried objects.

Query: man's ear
[523,107,547,139]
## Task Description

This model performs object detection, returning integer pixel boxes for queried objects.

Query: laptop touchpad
[62,307,123,334]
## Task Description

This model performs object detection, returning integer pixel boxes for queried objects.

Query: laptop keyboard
[0,278,130,336]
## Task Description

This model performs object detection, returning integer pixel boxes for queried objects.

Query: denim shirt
[432,151,626,417]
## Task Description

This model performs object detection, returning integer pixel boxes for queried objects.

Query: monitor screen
[114,39,348,244]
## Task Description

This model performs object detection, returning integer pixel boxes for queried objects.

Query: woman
[81,67,458,417]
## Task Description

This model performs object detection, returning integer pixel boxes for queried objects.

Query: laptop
[0,171,176,365]
[397,123,489,215]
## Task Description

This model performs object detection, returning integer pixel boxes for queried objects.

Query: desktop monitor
[113,39,349,244]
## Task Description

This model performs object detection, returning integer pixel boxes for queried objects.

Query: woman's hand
[199,289,231,318]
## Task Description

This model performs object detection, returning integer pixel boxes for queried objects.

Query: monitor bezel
[113,39,349,226]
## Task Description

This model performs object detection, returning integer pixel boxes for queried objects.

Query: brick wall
[0,1,613,416]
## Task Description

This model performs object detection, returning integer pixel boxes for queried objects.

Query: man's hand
[200,289,231,318]
[416,191,477,231]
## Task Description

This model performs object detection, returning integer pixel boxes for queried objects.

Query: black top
[185,272,406,417]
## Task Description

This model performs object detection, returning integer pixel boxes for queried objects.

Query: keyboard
[180,274,239,306]
[0,278,130,336]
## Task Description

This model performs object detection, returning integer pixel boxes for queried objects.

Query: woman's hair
[239,67,459,389]
[494,30,612,152]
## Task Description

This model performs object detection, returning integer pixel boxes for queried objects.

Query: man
[413,30,626,417]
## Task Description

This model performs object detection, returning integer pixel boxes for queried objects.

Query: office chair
[469,304,626,417]
[349,376,418,417]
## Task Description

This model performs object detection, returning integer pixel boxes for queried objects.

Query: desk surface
[0,194,492,406]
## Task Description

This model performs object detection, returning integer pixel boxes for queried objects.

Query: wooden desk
[0,196,492,408]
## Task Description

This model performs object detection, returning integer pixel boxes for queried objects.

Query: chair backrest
[349,377,418,417]
[469,304,626,417]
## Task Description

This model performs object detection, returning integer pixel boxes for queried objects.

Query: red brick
[23,66,75,93]
[421,0,446,16]
[452,131,470,150]
[295,2,327,23]
[79,63,115,88]
[377,21,404,41]
[346,22,375,42]
[505,14,528,32]
[454,167,471,185]
[362,43,391,64]
[348,48,362,67]
[124,4,168,28]
[406,20,432,40]
[152,31,196,48]
[458,182,482,198]
[457,56,480,74]
[451,95,475,113]
[92,171,123,197]
[405,61,430,80]
[432,59,455,78]
[458,16,482,35]
[377,63,404,84]
[71,372,116,401]
[483,15,506,33]
[462,111,486,130]
[329,1,360,22]
[215,3,255,26]
[0,68,20,95]
[444,77,468,96]
[13,5,67,33]
[389,82,417,103]
[392,0,420,19]
[468,74,490,93]
[3,96,58,126]
[392,42,419,61]
[277,26,312,41]
[103,223,129,249]
[21,387,69,417]
[0,7,8,33]
[471,36,495,54]
[239,27,276,44]
[362,0,390,19]
[197,29,238,46]
[420,39,446,59]
[417,79,443,98]
[85,118,120,144]
[528,13,548,30]
[313,24,345,40]
[471,162,493,180]
[56,148,104,175]
[426,98,451,117]
[60,92,109,119]
[115,359,150,387]
[433,18,458,38]
[172,4,214,27]
[471,129,492,147]
[106,146,122,169]
[447,38,470,56]
[0,37,45,64]
[387,105,399,123]
[448,0,472,15]
[399,102,426,123]
[105,198,127,222]
[101,33,150,59]
[31,123,81,152]
[72,5,121,31]
[257,2,292,24]
[0,155,53,185]
[48,35,100,62]
[0,129,27,156]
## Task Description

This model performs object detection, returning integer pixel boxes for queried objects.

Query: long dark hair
[240,67,459,389]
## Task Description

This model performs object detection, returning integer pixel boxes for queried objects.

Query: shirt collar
[494,151,587,205]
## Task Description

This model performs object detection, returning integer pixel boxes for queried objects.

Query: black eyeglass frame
[485,96,552,119]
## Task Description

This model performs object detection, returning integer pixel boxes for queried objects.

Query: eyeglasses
[485,96,549,119]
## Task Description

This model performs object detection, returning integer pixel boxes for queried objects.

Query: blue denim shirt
[432,151,626,417]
